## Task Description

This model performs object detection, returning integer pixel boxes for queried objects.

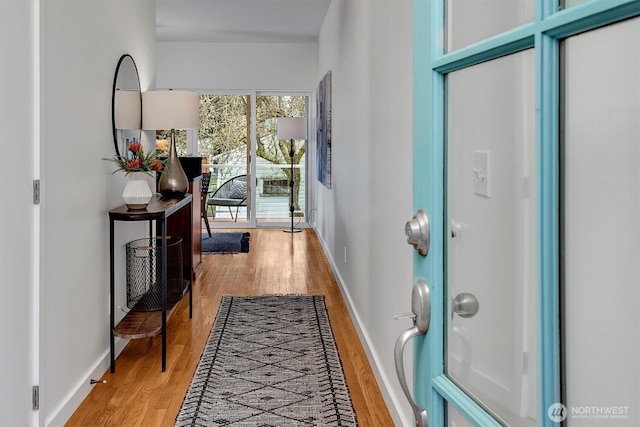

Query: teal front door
[403,1,640,426]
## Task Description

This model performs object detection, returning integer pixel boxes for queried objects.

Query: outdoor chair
[206,174,247,222]
[200,172,212,237]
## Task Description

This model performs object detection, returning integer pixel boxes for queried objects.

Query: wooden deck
[65,228,393,426]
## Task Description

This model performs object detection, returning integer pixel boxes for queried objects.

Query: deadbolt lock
[405,209,430,257]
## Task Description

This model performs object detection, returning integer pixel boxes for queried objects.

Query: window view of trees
[154,94,307,220]
[256,95,306,214]
[198,95,250,166]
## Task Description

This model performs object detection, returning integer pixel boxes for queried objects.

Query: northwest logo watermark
[548,403,567,422]
[548,404,630,422]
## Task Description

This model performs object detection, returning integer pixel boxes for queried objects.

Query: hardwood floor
[66,228,394,426]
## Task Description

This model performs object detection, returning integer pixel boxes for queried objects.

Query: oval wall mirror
[111,54,141,157]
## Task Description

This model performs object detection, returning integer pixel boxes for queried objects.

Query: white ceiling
[156,0,332,43]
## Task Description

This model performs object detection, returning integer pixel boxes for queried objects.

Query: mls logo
[548,403,568,422]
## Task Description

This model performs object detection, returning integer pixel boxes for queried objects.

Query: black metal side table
[109,194,193,372]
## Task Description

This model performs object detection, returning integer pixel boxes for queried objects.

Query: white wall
[156,42,317,90]
[0,1,38,426]
[316,1,414,425]
[40,1,155,425]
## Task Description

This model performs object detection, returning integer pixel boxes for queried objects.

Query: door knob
[405,209,430,257]
[394,279,430,426]
[452,292,479,318]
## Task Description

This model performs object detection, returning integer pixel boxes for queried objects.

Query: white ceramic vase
[122,172,153,209]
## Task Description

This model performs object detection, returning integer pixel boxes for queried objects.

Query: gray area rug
[202,232,250,254]
[175,295,358,426]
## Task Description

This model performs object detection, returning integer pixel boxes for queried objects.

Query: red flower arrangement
[104,142,165,176]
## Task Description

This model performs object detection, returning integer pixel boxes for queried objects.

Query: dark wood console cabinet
[189,175,203,277]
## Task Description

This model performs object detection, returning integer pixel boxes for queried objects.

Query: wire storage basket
[125,236,186,311]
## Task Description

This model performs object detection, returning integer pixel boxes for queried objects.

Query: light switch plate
[473,151,490,198]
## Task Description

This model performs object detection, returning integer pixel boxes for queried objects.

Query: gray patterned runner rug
[175,295,358,426]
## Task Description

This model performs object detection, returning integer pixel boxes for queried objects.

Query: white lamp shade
[142,90,200,130]
[277,117,307,140]
[114,90,141,129]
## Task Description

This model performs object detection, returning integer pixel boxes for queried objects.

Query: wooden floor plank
[65,228,393,426]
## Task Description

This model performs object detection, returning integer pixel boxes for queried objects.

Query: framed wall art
[316,70,332,188]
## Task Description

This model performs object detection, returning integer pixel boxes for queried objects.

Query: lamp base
[158,129,188,198]
[283,228,302,233]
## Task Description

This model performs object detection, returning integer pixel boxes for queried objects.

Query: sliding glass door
[255,94,308,227]
[180,92,309,229]
[197,94,251,226]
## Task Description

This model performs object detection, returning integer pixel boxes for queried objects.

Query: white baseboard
[45,338,128,427]
[312,225,409,427]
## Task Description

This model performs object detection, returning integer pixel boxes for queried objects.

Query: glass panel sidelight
[255,95,307,225]
[445,0,534,52]
[445,49,537,426]
[198,94,251,223]
[562,17,640,427]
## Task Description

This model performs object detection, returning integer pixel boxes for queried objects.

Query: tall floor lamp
[277,117,307,233]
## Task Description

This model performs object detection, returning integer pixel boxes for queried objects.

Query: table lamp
[143,90,200,198]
